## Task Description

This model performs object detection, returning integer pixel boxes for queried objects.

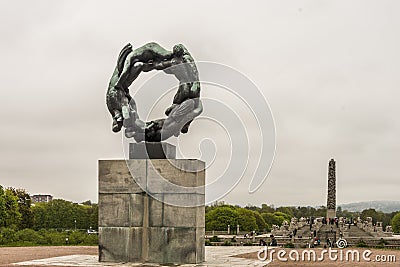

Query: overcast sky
[0,0,399,207]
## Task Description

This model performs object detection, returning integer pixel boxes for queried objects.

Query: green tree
[244,205,261,213]
[336,208,355,219]
[0,186,6,227]
[237,208,258,232]
[31,202,49,230]
[386,211,400,228]
[89,204,98,229]
[260,204,275,214]
[294,206,309,218]
[32,199,97,230]
[252,211,268,232]
[276,207,295,217]
[273,211,292,222]
[32,199,71,229]
[3,188,21,228]
[205,206,238,232]
[8,188,33,229]
[262,212,285,226]
[391,212,400,233]
[361,209,381,224]
[315,206,327,217]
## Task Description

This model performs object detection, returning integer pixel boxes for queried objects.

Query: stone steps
[296,225,312,237]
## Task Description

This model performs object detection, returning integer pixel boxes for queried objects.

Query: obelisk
[326,158,336,220]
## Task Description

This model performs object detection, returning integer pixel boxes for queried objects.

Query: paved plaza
[12,247,262,267]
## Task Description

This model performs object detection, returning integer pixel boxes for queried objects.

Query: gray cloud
[0,1,399,206]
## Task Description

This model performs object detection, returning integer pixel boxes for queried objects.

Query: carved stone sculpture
[327,159,336,210]
[385,225,393,232]
[326,158,336,219]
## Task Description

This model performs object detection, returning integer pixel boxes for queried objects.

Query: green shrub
[15,229,45,244]
[376,238,387,249]
[209,235,220,242]
[356,240,368,248]
[205,239,212,246]
[378,238,387,245]
[391,212,400,233]
[0,228,97,246]
[0,227,16,244]
[82,233,98,245]
[68,231,85,245]
[40,230,66,245]
[65,230,98,245]
[284,242,295,248]
[222,240,232,246]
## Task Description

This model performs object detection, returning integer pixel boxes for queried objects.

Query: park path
[0,246,260,266]
[0,246,97,266]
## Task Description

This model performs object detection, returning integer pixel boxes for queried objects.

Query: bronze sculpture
[106,42,202,142]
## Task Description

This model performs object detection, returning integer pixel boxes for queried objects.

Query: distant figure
[327,238,332,248]
[270,234,277,246]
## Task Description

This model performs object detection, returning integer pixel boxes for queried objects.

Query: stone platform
[13,247,260,266]
[98,159,205,265]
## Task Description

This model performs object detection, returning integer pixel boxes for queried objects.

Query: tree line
[0,185,98,231]
[1,183,399,246]
[0,185,98,246]
[206,202,400,234]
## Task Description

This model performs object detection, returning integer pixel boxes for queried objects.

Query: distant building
[31,194,53,203]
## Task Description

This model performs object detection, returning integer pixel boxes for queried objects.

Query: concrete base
[98,159,205,265]
[326,209,336,220]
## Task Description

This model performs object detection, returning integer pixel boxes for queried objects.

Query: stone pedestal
[326,209,336,220]
[129,142,176,159]
[98,159,205,264]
